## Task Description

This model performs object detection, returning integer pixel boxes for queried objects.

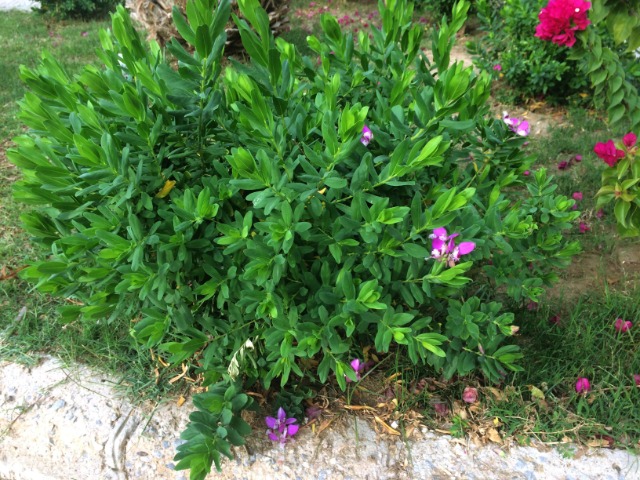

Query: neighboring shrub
[37,0,122,19]
[10,0,580,477]
[531,0,640,235]
[470,0,590,103]
[415,0,477,21]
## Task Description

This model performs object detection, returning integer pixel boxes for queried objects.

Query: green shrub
[10,0,580,476]
[37,0,122,19]
[470,0,590,103]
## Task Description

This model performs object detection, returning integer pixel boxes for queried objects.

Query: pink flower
[462,386,478,404]
[574,154,582,162]
[575,377,591,394]
[557,160,569,170]
[535,0,591,48]
[572,192,583,201]
[361,125,373,146]
[493,64,502,71]
[549,314,561,326]
[614,318,632,333]
[523,170,531,176]
[623,132,637,148]
[594,140,625,167]
[434,402,449,416]
[634,374,640,387]
[579,222,590,233]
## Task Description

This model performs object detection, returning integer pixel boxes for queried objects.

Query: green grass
[0,12,180,402]
[487,290,640,446]
[0,11,110,139]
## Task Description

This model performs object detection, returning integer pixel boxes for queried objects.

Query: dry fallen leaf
[176,395,186,407]
[587,438,611,448]
[487,427,502,444]
[316,417,335,435]
[485,387,504,401]
[374,416,401,436]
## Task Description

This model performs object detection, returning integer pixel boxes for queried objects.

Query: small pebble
[50,399,66,411]
[165,463,175,471]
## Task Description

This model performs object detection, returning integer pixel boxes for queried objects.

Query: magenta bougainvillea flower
[429,227,475,267]
[575,377,591,394]
[462,386,478,404]
[535,0,591,48]
[572,192,583,201]
[614,318,632,333]
[266,407,299,444]
[594,140,625,167]
[579,222,590,233]
[557,160,569,170]
[361,125,373,146]
[623,132,637,148]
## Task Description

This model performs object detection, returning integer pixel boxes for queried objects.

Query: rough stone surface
[0,0,39,11]
[0,357,638,479]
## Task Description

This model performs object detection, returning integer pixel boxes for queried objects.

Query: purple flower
[265,407,299,444]
[557,160,569,170]
[575,377,591,394]
[572,192,583,201]
[361,125,373,146]
[493,64,502,71]
[579,222,590,233]
[515,120,530,137]
[634,374,640,387]
[596,208,605,219]
[346,358,367,382]
[502,112,530,137]
[574,154,582,162]
[428,227,475,267]
[523,170,531,176]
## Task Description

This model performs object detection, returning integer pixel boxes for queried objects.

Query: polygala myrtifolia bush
[10,0,580,476]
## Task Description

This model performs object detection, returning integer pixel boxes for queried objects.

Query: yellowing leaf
[529,385,545,400]
[156,180,176,198]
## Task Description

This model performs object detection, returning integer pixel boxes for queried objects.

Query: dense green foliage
[10,0,582,476]
[470,0,589,103]
[37,0,122,19]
